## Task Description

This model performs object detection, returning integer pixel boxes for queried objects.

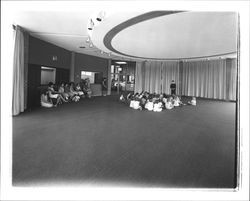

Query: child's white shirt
[191,99,196,106]
[165,102,173,109]
[133,101,140,109]
[145,101,154,111]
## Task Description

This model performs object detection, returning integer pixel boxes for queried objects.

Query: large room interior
[2,1,245,193]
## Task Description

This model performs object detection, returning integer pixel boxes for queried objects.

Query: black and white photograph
[1,1,249,201]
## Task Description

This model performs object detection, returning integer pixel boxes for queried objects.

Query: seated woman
[165,97,174,110]
[58,82,69,101]
[40,91,53,108]
[47,82,67,106]
[64,83,75,100]
[75,83,85,97]
[188,97,197,106]
[69,82,78,95]
[69,82,80,102]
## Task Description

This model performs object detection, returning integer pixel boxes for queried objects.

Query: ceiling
[11,6,237,61]
[93,11,237,60]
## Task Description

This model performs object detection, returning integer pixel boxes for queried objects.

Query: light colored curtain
[135,59,236,101]
[182,59,236,100]
[226,59,237,100]
[134,61,144,93]
[162,61,180,95]
[135,61,161,94]
[23,29,29,109]
[141,61,162,94]
[135,61,179,94]
[12,26,25,115]
[148,61,162,94]
[143,61,151,92]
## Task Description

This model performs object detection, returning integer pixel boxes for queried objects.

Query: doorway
[111,61,135,95]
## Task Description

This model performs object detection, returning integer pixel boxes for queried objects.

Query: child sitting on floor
[58,82,69,101]
[165,97,174,110]
[145,97,154,111]
[173,95,182,107]
[188,97,197,106]
[174,95,185,107]
[153,100,163,112]
[132,100,142,110]
[40,91,53,108]
[140,95,147,109]
[129,93,141,110]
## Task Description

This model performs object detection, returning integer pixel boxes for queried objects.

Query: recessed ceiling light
[115,61,127,64]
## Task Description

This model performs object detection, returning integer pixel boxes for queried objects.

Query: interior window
[41,66,56,85]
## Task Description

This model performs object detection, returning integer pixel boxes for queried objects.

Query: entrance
[111,61,135,95]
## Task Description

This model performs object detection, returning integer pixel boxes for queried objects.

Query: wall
[29,36,71,69]
[74,53,109,83]
[29,36,109,84]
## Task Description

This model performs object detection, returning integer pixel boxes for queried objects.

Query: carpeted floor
[12,95,236,188]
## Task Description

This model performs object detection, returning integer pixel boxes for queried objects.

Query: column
[107,59,112,95]
[70,51,75,82]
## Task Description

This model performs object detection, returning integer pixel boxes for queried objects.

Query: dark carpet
[12,95,236,188]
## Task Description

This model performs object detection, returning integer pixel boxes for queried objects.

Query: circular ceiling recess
[99,11,237,60]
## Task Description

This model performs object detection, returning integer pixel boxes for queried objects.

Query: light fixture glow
[115,61,127,64]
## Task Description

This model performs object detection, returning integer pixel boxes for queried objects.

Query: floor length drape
[135,59,236,101]
[12,26,25,115]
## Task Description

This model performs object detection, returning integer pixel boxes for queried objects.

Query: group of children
[119,91,196,112]
[41,79,92,108]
